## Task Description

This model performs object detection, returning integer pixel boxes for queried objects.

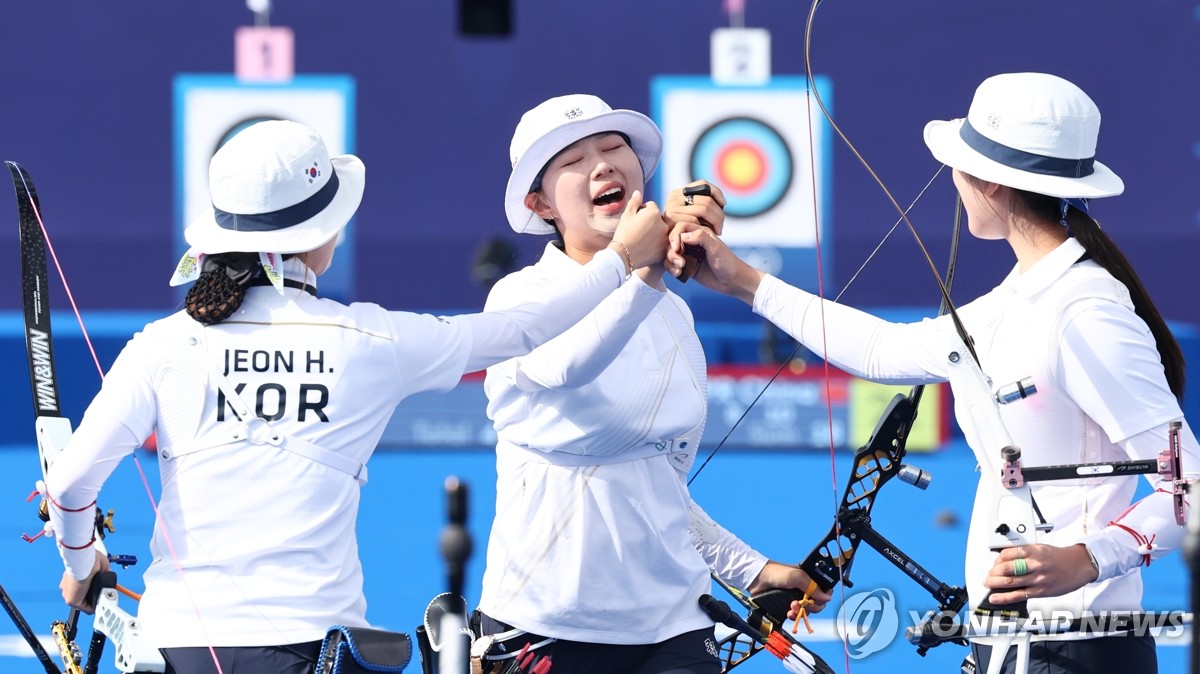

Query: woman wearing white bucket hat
[473,94,831,673]
[42,119,669,673]
[670,73,1196,673]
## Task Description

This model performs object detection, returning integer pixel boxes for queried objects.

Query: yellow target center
[718,143,766,191]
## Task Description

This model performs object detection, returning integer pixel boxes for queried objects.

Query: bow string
[701,1,1004,671]
[8,162,223,674]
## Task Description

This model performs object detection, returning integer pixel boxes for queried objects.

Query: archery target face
[690,116,792,218]
[654,76,831,248]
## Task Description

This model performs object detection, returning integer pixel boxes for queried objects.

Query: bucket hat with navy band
[184,119,366,255]
[923,72,1124,199]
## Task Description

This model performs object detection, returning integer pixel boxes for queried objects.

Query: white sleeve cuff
[752,274,807,324]
[594,247,628,286]
[688,502,770,590]
[1079,527,1146,582]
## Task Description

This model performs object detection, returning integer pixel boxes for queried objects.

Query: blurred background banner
[174,74,357,301]
[373,367,948,453]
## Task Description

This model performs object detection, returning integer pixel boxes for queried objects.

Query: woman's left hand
[59,548,110,614]
[747,560,833,616]
[982,543,1099,604]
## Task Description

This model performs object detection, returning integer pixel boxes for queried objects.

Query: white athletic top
[45,251,628,648]
[479,243,768,645]
[752,237,1198,617]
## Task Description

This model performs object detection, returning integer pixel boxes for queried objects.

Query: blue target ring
[690,116,793,218]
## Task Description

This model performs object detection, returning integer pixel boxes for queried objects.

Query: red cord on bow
[20,177,224,674]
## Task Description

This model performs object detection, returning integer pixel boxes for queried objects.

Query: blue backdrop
[0,3,1196,671]
[0,1,1194,329]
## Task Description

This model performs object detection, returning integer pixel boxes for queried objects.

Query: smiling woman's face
[525,132,644,256]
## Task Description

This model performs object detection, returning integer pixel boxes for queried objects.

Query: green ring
[1013,558,1029,577]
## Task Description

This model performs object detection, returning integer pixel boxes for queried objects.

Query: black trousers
[970,634,1157,674]
[477,612,721,674]
[161,640,323,674]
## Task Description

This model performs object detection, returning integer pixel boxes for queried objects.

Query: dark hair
[1011,187,1186,400]
[184,252,301,325]
[184,252,260,325]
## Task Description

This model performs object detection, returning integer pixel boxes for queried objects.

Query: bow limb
[0,582,61,672]
[9,161,169,674]
[706,579,838,674]
[704,3,966,669]
[703,2,986,669]
[687,0,955,484]
[709,3,983,666]
[744,199,968,640]
[801,2,976,353]
[802,0,1046,627]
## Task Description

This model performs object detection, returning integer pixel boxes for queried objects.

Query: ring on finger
[1013,558,1029,577]
[684,194,694,206]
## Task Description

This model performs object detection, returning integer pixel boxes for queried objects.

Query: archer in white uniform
[43,120,668,674]
[475,95,832,674]
[670,73,1197,674]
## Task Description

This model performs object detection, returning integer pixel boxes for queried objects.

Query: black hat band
[214,168,340,233]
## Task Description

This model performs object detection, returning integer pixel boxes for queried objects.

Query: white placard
[711,28,771,86]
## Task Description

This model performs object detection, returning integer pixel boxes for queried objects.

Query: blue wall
[1,311,1197,448]
[0,1,1195,331]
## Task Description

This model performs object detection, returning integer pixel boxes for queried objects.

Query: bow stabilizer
[706,583,837,674]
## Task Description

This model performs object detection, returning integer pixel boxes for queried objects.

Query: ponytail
[1017,190,1186,400]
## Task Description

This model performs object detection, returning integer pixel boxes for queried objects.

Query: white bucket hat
[923,72,1123,199]
[184,119,366,255]
[505,94,663,234]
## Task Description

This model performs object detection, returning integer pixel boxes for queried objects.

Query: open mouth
[593,186,624,208]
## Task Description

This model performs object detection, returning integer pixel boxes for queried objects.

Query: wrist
[746,559,775,595]
[635,264,666,288]
[1078,543,1101,583]
[608,240,633,279]
[733,267,766,305]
